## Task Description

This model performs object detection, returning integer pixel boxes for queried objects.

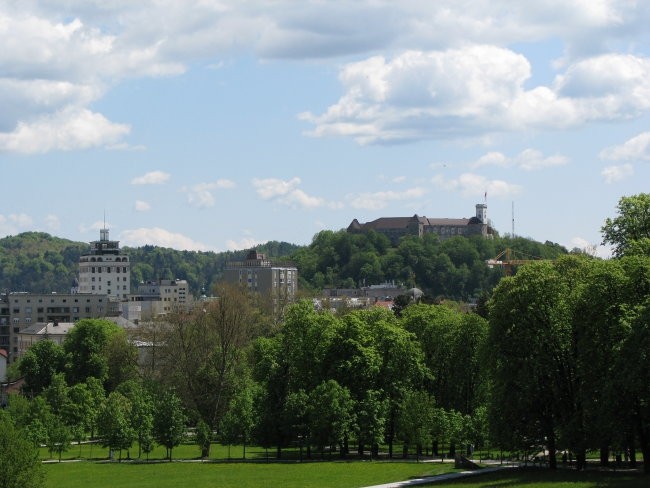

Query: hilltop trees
[602,193,650,257]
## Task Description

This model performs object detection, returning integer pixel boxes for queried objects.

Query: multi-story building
[223,250,297,300]
[1,292,111,364]
[124,279,191,322]
[78,228,131,300]
[347,203,494,245]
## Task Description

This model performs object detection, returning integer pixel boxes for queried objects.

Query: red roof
[0,349,8,359]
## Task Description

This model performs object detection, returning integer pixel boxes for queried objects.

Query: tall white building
[78,228,131,300]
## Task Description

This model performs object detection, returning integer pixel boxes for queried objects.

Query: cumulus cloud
[131,171,171,185]
[252,177,301,199]
[601,164,634,183]
[0,107,130,154]
[135,200,151,212]
[599,132,650,161]
[432,173,522,198]
[44,214,60,232]
[472,149,569,171]
[120,227,214,251]
[301,47,650,144]
[226,237,264,251]
[347,187,428,210]
[0,213,34,236]
[252,177,336,209]
[183,179,236,208]
[2,2,649,152]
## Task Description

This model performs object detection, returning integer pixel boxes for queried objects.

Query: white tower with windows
[78,228,131,300]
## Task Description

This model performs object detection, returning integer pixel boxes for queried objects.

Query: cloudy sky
[1,1,649,256]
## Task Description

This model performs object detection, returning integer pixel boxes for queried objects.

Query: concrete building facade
[0,291,110,364]
[124,279,191,322]
[223,250,297,300]
[78,228,131,300]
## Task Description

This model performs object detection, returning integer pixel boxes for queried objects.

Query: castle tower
[475,203,487,223]
[78,227,131,300]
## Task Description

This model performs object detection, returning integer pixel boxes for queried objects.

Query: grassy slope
[44,461,452,488]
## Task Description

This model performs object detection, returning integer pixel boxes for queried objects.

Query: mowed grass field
[43,460,453,488]
[427,467,648,488]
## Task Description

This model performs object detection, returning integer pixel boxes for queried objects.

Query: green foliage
[97,391,135,460]
[0,411,44,488]
[0,232,298,294]
[602,193,650,257]
[19,339,66,395]
[153,388,186,461]
[293,229,567,299]
[63,319,121,385]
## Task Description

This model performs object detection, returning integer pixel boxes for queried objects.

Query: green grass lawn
[44,460,454,488]
[426,467,648,487]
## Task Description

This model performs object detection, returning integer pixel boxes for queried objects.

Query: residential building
[17,321,76,358]
[2,292,110,364]
[347,203,494,244]
[78,227,131,300]
[0,349,7,383]
[124,279,192,322]
[223,250,297,300]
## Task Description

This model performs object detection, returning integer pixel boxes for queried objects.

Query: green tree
[195,420,212,459]
[97,391,135,461]
[46,419,72,462]
[63,319,121,385]
[161,284,255,449]
[308,380,355,458]
[153,388,186,461]
[116,380,154,459]
[0,411,44,488]
[18,339,65,395]
[602,193,650,257]
[488,261,576,469]
[397,390,435,461]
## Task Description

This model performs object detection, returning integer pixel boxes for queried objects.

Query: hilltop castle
[347,203,494,244]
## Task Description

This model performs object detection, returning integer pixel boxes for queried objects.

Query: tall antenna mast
[511,201,515,237]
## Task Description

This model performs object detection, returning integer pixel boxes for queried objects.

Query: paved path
[361,465,517,488]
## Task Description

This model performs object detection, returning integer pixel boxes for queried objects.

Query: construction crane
[486,248,545,276]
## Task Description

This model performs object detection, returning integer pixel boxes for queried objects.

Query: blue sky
[1,1,649,257]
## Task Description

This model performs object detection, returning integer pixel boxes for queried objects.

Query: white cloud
[79,221,112,234]
[570,237,611,259]
[601,164,634,183]
[432,173,522,198]
[472,149,569,171]
[120,227,214,251]
[183,179,236,208]
[301,47,650,144]
[0,107,130,154]
[225,237,263,251]
[2,2,648,153]
[131,171,171,185]
[135,200,151,212]
[0,213,34,236]
[348,187,428,210]
[252,177,334,209]
[252,177,301,199]
[44,214,60,232]
[599,132,650,161]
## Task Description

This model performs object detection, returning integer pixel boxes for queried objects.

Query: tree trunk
[547,432,557,470]
[599,445,609,466]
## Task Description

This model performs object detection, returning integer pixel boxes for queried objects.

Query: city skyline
[1,2,649,257]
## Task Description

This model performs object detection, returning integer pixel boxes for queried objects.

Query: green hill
[0,230,571,300]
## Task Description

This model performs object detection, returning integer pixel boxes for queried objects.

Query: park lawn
[427,467,648,487]
[44,460,454,488]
